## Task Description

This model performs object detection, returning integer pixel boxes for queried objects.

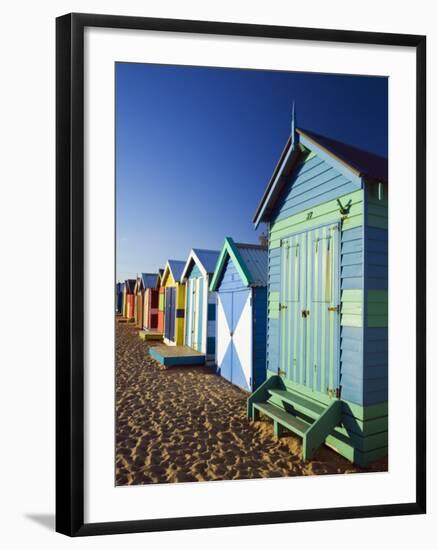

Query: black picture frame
[56,12,426,537]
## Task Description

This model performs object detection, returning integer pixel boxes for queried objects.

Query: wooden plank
[304,400,342,460]
[268,388,327,419]
[341,314,363,328]
[253,402,311,436]
[342,289,363,302]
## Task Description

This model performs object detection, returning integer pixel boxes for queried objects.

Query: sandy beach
[116,322,387,485]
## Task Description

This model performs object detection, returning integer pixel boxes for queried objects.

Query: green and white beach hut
[248,113,388,466]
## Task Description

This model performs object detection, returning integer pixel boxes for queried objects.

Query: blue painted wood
[298,134,363,188]
[185,278,192,346]
[362,189,388,406]
[253,287,267,389]
[207,303,216,321]
[366,227,388,291]
[207,337,215,356]
[197,277,204,351]
[217,256,248,292]
[164,287,176,342]
[271,154,360,224]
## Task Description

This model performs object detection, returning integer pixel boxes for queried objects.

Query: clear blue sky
[116,63,387,282]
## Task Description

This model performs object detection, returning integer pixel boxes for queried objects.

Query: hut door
[307,223,341,396]
[279,223,340,396]
[165,287,176,342]
[279,231,306,385]
[191,279,198,350]
[217,289,252,391]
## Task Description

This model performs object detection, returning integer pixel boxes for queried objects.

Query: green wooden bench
[249,375,342,460]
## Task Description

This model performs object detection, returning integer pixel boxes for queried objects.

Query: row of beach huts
[116,120,389,466]
[116,237,268,393]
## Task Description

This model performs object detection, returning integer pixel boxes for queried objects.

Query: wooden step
[267,388,327,420]
[253,402,311,437]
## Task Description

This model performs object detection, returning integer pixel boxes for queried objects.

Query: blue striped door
[279,223,340,396]
[165,287,176,341]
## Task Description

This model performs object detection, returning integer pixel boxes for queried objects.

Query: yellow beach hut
[160,260,186,346]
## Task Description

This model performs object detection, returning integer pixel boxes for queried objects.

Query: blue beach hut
[181,249,220,365]
[209,238,268,392]
[247,114,388,465]
[115,282,124,314]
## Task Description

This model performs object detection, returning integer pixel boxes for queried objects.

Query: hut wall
[206,290,217,362]
[175,282,186,345]
[157,287,165,333]
[122,288,128,318]
[143,289,151,330]
[135,292,143,327]
[126,294,135,320]
[162,270,185,345]
[149,288,160,330]
[252,286,267,389]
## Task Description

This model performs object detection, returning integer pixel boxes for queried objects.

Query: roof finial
[291,100,296,140]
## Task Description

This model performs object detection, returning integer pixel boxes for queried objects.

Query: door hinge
[327,387,342,399]
[277,368,286,377]
[279,303,288,311]
[328,304,339,313]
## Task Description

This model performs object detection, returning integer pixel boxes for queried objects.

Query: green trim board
[367,290,388,327]
[209,237,253,290]
[269,189,364,249]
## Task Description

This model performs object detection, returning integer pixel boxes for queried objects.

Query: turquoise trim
[209,237,253,291]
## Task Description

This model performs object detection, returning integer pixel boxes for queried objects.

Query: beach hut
[160,260,186,346]
[142,272,161,332]
[157,269,165,333]
[181,249,220,365]
[123,279,136,320]
[133,276,144,327]
[247,114,388,466]
[209,239,268,391]
[115,282,124,314]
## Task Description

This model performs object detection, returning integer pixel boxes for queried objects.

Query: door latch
[301,309,310,318]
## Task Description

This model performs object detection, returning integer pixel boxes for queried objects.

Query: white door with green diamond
[279,222,341,397]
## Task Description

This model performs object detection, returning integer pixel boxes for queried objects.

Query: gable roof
[298,128,388,183]
[253,127,388,227]
[181,248,220,281]
[141,272,159,289]
[124,279,136,293]
[209,238,268,291]
[162,260,186,285]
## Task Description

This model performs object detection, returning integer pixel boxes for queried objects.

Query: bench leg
[252,405,260,421]
[273,420,284,438]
